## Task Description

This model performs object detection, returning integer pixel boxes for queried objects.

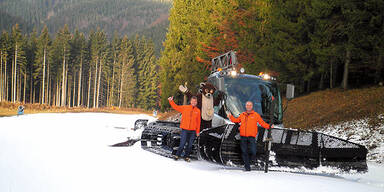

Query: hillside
[284,86,384,130]
[0,0,170,55]
[282,86,384,163]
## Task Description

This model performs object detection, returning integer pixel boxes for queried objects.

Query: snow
[316,115,384,163]
[1,113,383,192]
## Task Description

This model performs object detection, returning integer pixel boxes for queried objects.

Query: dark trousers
[240,136,257,170]
[176,129,196,158]
[200,119,212,132]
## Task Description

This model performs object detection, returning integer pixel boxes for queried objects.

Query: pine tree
[34,26,51,104]
[134,36,148,108]
[0,31,11,102]
[25,29,38,103]
[109,32,121,107]
[89,29,108,108]
[51,25,71,106]
[338,0,369,89]
[145,40,160,110]
[158,0,215,109]
[70,29,87,107]
[10,24,26,103]
[118,36,135,108]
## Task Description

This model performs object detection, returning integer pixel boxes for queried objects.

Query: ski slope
[0,113,383,192]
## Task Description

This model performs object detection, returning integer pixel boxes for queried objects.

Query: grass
[0,102,154,117]
[283,86,384,130]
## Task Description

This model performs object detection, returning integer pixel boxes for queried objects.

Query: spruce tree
[118,36,135,108]
[34,26,51,104]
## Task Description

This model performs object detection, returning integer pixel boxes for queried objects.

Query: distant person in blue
[153,110,157,117]
[17,105,24,116]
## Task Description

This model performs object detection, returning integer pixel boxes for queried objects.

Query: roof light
[263,74,271,80]
[230,70,237,77]
[258,72,276,80]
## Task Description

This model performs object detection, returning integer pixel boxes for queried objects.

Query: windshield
[222,76,282,124]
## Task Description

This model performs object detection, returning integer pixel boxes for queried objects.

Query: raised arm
[168,96,183,113]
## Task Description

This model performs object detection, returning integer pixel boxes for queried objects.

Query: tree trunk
[56,80,60,106]
[23,69,26,103]
[13,44,17,103]
[4,54,9,101]
[110,61,115,106]
[30,66,33,103]
[61,47,66,106]
[42,49,46,104]
[93,57,98,108]
[0,50,3,102]
[11,60,13,102]
[18,66,21,102]
[77,56,82,107]
[87,69,91,108]
[72,74,76,107]
[341,48,351,89]
[319,72,324,90]
[119,64,124,108]
[5,55,8,101]
[47,62,50,105]
[67,74,71,107]
[33,86,36,104]
[106,76,110,107]
[66,67,69,107]
[96,60,102,108]
[374,52,383,84]
[329,61,333,89]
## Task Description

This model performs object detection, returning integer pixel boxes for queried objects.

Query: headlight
[230,70,237,77]
[263,74,271,80]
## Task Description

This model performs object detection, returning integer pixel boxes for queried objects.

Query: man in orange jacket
[168,96,201,162]
[227,101,274,171]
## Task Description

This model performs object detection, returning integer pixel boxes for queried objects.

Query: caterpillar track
[137,119,367,173]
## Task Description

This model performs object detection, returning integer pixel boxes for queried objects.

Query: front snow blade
[133,119,149,130]
[198,125,368,173]
[140,121,198,159]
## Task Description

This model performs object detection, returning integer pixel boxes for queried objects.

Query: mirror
[217,77,225,91]
[286,84,295,100]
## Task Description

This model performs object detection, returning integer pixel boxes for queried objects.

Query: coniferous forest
[0,24,159,109]
[1,0,384,111]
[0,0,171,56]
[159,0,384,109]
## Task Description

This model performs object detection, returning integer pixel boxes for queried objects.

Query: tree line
[0,0,170,56]
[159,0,384,109]
[0,24,159,110]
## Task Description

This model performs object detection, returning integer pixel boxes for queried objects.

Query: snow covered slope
[317,115,384,164]
[0,113,383,192]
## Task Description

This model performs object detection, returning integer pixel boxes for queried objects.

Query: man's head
[190,96,198,107]
[245,101,253,113]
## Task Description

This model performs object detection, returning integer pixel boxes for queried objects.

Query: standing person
[168,96,201,162]
[227,101,274,171]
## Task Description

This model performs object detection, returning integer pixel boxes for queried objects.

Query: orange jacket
[169,100,201,134]
[229,110,270,137]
